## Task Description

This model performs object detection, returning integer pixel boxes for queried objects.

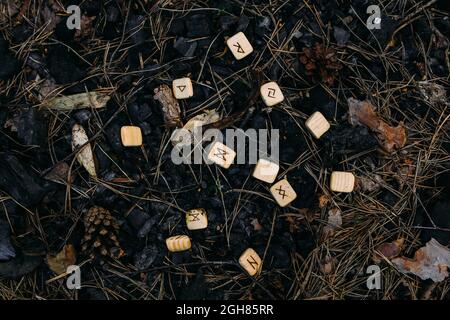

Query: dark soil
[0,0,449,300]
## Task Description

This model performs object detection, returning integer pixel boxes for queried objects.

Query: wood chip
[153,84,182,127]
[42,92,110,111]
[72,124,97,178]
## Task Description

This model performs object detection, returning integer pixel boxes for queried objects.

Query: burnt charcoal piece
[168,18,185,36]
[134,245,158,270]
[185,14,211,37]
[106,5,120,23]
[0,253,42,279]
[0,37,19,80]
[327,126,378,154]
[174,37,197,57]
[55,18,76,41]
[0,153,48,206]
[47,46,87,85]
[0,220,15,261]
[333,26,350,45]
[128,102,153,123]
[421,201,450,245]
[219,15,238,32]
[126,15,147,45]
[17,108,47,146]
[178,269,209,300]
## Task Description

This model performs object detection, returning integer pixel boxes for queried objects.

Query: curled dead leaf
[355,175,383,193]
[373,238,404,263]
[323,208,342,239]
[391,238,450,282]
[46,244,76,275]
[72,124,97,178]
[44,162,72,184]
[347,98,407,153]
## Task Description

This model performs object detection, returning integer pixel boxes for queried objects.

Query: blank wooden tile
[252,159,279,183]
[172,77,193,99]
[260,82,284,106]
[305,111,330,139]
[226,32,253,60]
[239,248,262,276]
[330,171,355,193]
[166,235,191,252]
[186,208,208,230]
[120,126,142,147]
[207,141,236,169]
[270,179,297,207]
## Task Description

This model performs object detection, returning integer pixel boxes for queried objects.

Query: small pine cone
[299,43,343,86]
[81,206,123,264]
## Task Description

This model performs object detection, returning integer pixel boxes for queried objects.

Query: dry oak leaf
[391,238,450,282]
[46,244,76,275]
[347,98,407,153]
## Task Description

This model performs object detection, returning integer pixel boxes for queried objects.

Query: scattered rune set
[166,235,191,252]
[226,32,253,60]
[207,141,237,169]
[260,81,284,107]
[186,208,208,230]
[172,77,193,99]
[330,171,355,193]
[252,158,279,183]
[120,126,142,147]
[270,178,297,207]
[305,111,330,139]
[239,248,262,276]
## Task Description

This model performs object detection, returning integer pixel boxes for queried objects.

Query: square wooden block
[330,171,355,193]
[260,82,284,106]
[121,126,142,147]
[252,159,279,183]
[305,111,330,139]
[166,235,191,252]
[207,141,236,169]
[226,32,253,60]
[270,179,297,207]
[239,248,262,276]
[172,77,193,99]
[186,208,208,230]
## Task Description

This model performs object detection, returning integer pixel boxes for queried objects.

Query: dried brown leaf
[46,244,76,275]
[392,238,450,282]
[348,98,407,152]
[373,238,404,263]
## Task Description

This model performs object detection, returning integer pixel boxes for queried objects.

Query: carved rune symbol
[188,212,201,222]
[233,42,245,53]
[214,148,228,161]
[177,85,186,92]
[267,88,276,98]
[246,255,259,270]
[276,186,287,199]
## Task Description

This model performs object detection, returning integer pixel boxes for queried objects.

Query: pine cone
[81,206,123,264]
[299,43,343,86]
